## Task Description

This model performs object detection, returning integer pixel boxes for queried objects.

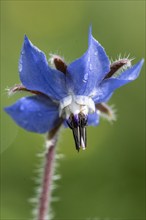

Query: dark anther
[54,57,67,74]
[66,113,87,151]
[104,59,130,79]
[79,113,87,148]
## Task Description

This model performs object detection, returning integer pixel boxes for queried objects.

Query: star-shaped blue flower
[5,27,144,151]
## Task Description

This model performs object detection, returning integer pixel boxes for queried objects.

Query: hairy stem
[37,145,56,220]
[37,119,63,220]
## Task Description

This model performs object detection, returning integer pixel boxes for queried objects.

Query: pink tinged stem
[37,119,63,220]
[38,144,56,220]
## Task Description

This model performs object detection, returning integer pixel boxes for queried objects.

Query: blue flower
[5,27,144,151]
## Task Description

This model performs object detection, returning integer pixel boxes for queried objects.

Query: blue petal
[19,36,68,101]
[66,27,110,96]
[4,95,60,133]
[93,59,144,103]
[88,111,99,126]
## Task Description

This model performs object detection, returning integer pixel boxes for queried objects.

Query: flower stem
[37,145,56,220]
[37,119,63,220]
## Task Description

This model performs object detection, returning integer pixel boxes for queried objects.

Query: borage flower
[5,28,144,151]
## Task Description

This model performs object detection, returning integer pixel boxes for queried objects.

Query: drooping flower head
[5,27,144,151]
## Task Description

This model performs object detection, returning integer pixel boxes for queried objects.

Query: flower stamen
[66,113,87,151]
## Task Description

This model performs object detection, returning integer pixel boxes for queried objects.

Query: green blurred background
[1,1,145,220]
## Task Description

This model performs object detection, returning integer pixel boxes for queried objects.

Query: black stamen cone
[79,113,87,149]
[67,113,87,151]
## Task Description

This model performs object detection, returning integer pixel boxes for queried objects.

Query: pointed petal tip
[24,34,28,39]
[135,58,144,68]
[133,58,144,75]
[24,34,29,42]
[4,106,9,114]
[89,25,92,34]
[4,106,17,121]
[88,25,93,44]
[136,58,144,75]
[4,106,13,115]
[139,58,144,66]
[23,35,32,48]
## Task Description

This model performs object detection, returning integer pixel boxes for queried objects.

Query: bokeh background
[1,1,145,220]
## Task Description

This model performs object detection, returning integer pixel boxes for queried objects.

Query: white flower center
[59,95,95,119]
